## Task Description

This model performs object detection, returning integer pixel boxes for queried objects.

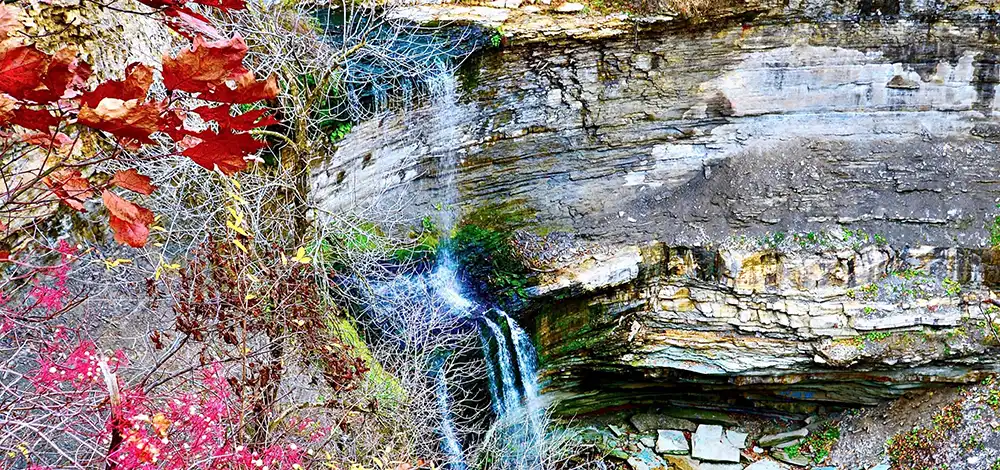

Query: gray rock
[640,436,656,448]
[631,413,697,432]
[745,460,790,470]
[655,429,689,455]
[692,424,740,463]
[758,428,809,447]
[608,424,625,437]
[725,430,748,449]
[770,448,810,467]
[773,439,801,449]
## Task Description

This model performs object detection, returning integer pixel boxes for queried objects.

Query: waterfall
[361,66,545,469]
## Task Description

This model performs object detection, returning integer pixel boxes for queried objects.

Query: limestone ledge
[388,0,997,45]
[528,241,1000,410]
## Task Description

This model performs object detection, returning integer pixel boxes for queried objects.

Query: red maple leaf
[80,63,153,108]
[11,107,58,131]
[162,35,249,94]
[43,169,93,212]
[197,72,278,104]
[194,105,278,131]
[181,128,266,175]
[102,190,155,248]
[162,6,222,40]
[24,47,92,103]
[111,169,157,195]
[190,0,246,11]
[0,45,48,101]
[77,98,165,143]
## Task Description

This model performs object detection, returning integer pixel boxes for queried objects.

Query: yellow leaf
[233,239,248,254]
[231,178,241,190]
[154,265,162,280]
[226,206,241,220]
[246,293,257,300]
[227,220,249,237]
[291,247,311,264]
[247,273,261,283]
[281,252,288,266]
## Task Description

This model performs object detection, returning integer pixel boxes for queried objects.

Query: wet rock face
[313,0,1000,411]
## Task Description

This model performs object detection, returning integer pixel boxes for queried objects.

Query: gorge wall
[312,0,1000,414]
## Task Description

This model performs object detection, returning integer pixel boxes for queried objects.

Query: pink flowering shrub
[1,244,322,470]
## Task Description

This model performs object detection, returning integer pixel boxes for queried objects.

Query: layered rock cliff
[313,0,1000,413]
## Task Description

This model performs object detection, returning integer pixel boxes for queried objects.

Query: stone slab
[692,424,740,463]
[655,429,689,455]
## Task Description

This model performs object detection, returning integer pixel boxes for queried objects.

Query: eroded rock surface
[313,0,1000,413]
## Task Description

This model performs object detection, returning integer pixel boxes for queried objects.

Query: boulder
[758,428,809,447]
[692,425,740,463]
[655,430,689,455]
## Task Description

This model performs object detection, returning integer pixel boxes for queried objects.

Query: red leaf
[21,131,76,151]
[77,98,165,143]
[162,6,222,40]
[194,105,278,131]
[181,129,266,175]
[11,107,58,131]
[111,169,157,195]
[162,35,249,94]
[80,63,153,108]
[197,72,278,104]
[0,45,48,101]
[102,190,154,248]
[25,47,92,102]
[43,169,92,212]
[0,251,9,263]
[190,0,245,11]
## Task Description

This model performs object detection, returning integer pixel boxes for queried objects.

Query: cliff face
[313,0,1000,412]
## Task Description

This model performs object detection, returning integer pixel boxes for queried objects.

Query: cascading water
[418,69,546,468]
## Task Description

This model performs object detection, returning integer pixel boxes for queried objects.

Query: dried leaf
[11,107,58,131]
[111,169,157,195]
[162,35,249,94]
[180,128,266,175]
[0,45,47,101]
[197,72,278,104]
[44,169,92,212]
[102,190,155,248]
[80,63,153,108]
[193,105,278,131]
[77,98,165,143]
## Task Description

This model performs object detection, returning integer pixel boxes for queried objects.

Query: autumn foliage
[0,0,278,248]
